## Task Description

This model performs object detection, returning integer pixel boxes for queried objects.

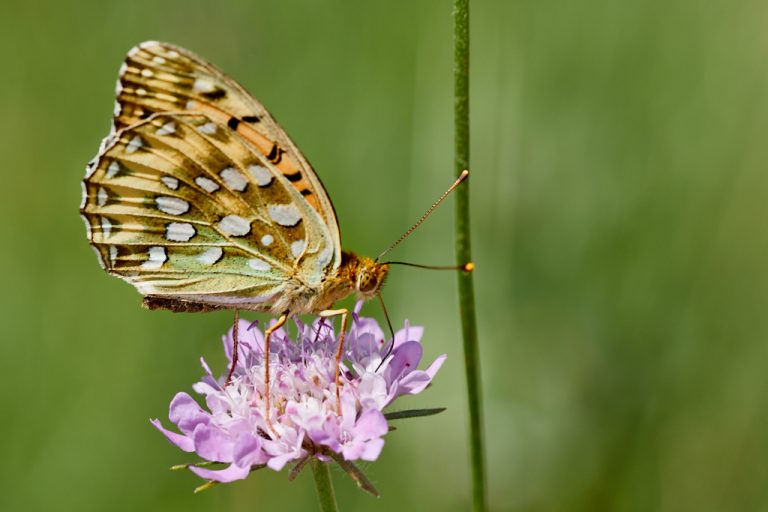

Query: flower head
[152,303,446,486]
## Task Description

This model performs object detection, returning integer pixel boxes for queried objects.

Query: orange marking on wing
[186,102,321,212]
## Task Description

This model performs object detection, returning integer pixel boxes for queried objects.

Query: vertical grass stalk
[311,460,339,512]
[453,0,487,510]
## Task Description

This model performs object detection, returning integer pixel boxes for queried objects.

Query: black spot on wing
[267,144,286,164]
[285,171,302,182]
[227,117,240,130]
[201,88,227,100]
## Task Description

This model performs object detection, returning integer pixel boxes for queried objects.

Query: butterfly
[81,41,467,427]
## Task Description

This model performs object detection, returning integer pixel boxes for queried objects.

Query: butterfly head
[354,256,390,299]
[339,252,389,300]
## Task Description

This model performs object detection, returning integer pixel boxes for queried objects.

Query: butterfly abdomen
[143,296,230,312]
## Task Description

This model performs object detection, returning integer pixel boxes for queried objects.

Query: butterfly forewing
[82,42,343,309]
[112,41,340,259]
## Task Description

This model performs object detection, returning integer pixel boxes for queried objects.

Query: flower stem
[453,0,488,511]
[311,459,339,512]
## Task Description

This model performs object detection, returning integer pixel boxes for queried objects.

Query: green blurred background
[2,0,768,510]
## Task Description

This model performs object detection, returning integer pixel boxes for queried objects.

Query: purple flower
[152,302,446,485]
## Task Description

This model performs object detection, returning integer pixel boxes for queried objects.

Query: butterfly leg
[264,314,288,436]
[318,308,349,416]
[225,308,240,387]
[312,318,327,345]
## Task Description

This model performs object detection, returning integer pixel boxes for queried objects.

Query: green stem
[453,1,487,511]
[311,459,339,512]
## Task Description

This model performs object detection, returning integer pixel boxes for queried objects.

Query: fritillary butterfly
[80,42,467,425]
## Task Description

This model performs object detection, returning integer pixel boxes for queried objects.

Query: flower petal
[150,419,195,452]
[392,323,424,349]
[168,393,210,435]
[189,463,251,483]
[424,354,447,379]
[385,341,423,382]
[359,438,385,461]
[267,451,302,471]
[192,424,235,462]
[353,409,388,440]
[233,433,266,467]
[394,371,432,396]
[357,373,388,410]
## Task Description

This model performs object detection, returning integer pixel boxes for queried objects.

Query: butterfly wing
[111,41,339,247]
[81,42,341,310]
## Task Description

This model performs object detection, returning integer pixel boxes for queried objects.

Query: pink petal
[233,433,266,467]
[386,341,423,381]
[189,463,250,483]
[360,438,385,461]
[393,323,424,349]
[150,419,195,452]
[168,393,210,435]
[342,442,365,460]
[192,424,235,462]
[267,451,302,471]
[353,409,388,439]
[395,371,432,395]
[425,354,447,379]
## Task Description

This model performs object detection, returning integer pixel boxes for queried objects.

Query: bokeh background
[2,0,768,511]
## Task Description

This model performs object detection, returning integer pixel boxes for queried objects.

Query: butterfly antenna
[383,261,474,272]
[375,294,396,372]
[375,170,469,262]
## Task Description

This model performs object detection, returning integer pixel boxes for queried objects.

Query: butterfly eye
[357,272,378,293]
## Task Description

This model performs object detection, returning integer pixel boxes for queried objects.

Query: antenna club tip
[463,262,475,272]
[459,169,469,180]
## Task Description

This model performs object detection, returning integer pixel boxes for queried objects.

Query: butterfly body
[81,41,388,317]
[141,251,388,315]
